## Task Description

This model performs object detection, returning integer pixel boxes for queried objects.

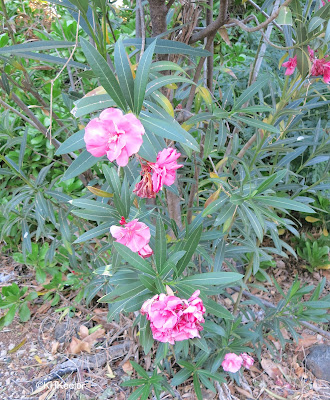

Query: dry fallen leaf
[261,358,282,380]
[106,363,116,378]
[79,325,89,339]
[235,387,253,398]
[83,328,105,345]
[122,360,133,374]
[68,337,91,354]
[67,328,105,354]
[297,334,320,350]
[51,341,59,355]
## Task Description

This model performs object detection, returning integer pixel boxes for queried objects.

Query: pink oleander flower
[321,0,330,6]
[140,290,205,345]
[149,148,183,192]
[84,108,144,166]
[282,55,297,76]
[221,353,243,373]
[311,57,330,84]
[241,353,254,369]
[110,217,153,258]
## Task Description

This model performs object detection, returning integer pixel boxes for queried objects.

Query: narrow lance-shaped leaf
[113,242,155,275]
[233,76,269,110]
[80,37,127,110]
[134,39,157,114]
[61,150,102,181]
[155,216,167,273]
[114,39,135,111]
[176,225,203,277]
[55,129,85,155]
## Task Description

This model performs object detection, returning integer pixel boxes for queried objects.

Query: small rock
[8,344,15,351]
[54,322,69,343]
[0,350,7,357]
[306,345,330,382]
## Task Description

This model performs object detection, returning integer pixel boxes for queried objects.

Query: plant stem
[0,0,16,44]
[232,256,254,314]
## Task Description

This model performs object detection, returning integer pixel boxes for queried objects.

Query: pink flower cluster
[281,48,330,83]
[221,353,254,373]
[308,46,330,84]
[134,148,183,198]
[84,108,144,166]
[110,217,153,258]
[140,290,206,344]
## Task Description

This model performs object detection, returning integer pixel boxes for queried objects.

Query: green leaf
[123,38,211,57]
[4,305,17,326]
[295,46,310,79]
[179,272,242,286]
[155,216,167,274]
[71,198,115,212]
[80,37,127,110]
[276,6,292,25]
[233,76,268,110]
[237,105,273,114]
[203,320,226,336]
[72,94,115,118]
[233,116,280,134]
[140,315,154,355]
[134,40,157,114]
[114,39,135,110]
[203,121,215,159]
[100,282,146,303]
[145,76,195,97]
[9,51,87,69]
[71,209,116,222]
[139,114,199,150]
[113,242,155,275]
[202,197,228,217]
[61,150,102,181]
[198,370,225,382]
[308,17,325,33]
[176,225,203,277]
[255,170,287,194]
[190,336,209,354]
[150,61,187,74]
[103,164,121,196]
[22,220,32,254]
[0,40,75,54]
[193,374,203,400]
[139,275,156,292]
[204,298,234,319]
[73,222,111,243]
[19,302,30,322]
[172,368,192,386]
[127,386,145,400]
[255,196,315,213]
[130,361,149,379]
[240,204,263,242]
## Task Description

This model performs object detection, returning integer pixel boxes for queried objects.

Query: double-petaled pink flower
[307,46,330,84]
[221,352,254,373]
[140,290,205,344]
[110,217,153,258]
[282,55,297,76]
[311,57,330,84]
[134,148,183,198]
[84,108,144,166]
